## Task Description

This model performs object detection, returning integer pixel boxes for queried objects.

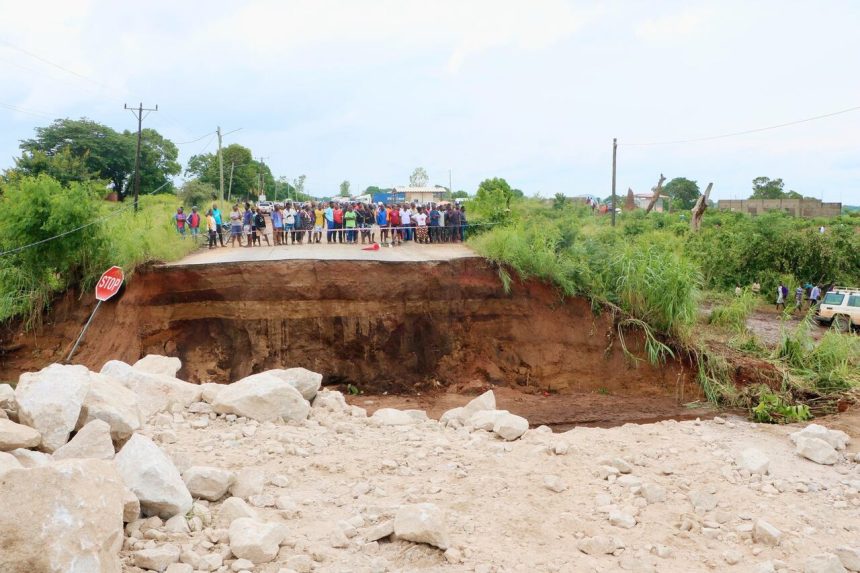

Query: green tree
[177,180,217,208]
[128,128,180,194]
[7,147,97,187]
[553,193,567,210]
[750,177,786,199]
[451,190,469,199]
[339,180,351,197]
[186,143,261,201]
[663,177,700,210]
[17,118,133,196]
[473,177,517,222]
[409,167,429,187]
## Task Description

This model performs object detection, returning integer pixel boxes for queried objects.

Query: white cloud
[634,6,712,41]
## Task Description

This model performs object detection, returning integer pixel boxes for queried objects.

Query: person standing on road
[242,203,254,247]
[254,207,271,246]
[313,203,325,244]
[212,203,225,246]
[376,202,388,245]
[429,204,441,243]
[776,283,786,311]
[206,209,217,249]
[389,204,402,246]
[459,206,468,241]
[271,204,284,245]
[399,204,412,241]
[188,206,201,240]
[284,202,297,245]
[414,206,429,243]
[325,202,335,243]
[344,204,357,244]
[794,285,804,312]
[229,204,243,247]
[333,203,344,243]
[174,207,187,238]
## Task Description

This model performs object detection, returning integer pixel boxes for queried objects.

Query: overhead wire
[621,104,860,146]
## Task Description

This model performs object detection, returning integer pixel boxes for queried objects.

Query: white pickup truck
[815,286,860,331]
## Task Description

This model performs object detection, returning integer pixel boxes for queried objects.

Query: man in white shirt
[400,206,412,241]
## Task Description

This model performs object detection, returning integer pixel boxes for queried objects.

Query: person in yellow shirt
[313,203,325,244]
[206,209,217,249]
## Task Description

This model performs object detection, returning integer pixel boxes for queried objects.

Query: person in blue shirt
[429,205,441,243]
[324,202,335,243]
[376,202,389,245]
[243,203,254,247]
[271,205,284,245]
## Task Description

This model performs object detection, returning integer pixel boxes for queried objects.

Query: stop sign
[95,266,124,301]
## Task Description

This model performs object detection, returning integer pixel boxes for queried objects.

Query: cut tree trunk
[690,182,714,232]
[644,174,666,214]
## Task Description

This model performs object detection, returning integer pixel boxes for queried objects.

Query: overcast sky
[1,0,858,203]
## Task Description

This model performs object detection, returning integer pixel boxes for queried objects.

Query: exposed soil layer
[0,257,703,406]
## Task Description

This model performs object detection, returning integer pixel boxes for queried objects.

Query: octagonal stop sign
[95,266,124,301]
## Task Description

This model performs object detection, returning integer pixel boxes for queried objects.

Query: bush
[708,291,757,331]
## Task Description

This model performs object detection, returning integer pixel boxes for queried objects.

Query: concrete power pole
[217,126,224,201]
[124,102,158,212]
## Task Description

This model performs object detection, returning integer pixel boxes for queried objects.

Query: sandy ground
[163,241,478,266]
[126,389,860,573]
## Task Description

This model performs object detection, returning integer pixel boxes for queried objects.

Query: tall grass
[708,290,757,331]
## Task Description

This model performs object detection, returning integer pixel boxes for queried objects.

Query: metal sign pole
[66,300,102,363]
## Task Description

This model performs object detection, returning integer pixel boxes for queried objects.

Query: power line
[0,101,55,119]
[0,38,113,91]
[622,104,860,147]
[173,131,216,145]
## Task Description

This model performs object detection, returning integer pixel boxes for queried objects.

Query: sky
[1,0,859,203]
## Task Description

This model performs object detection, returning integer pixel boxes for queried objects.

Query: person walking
[229,204,243,247]
[794,285,804,312]
[809,284,821,309]
[174,207,187,238]
[776,283,786,311]
[206,209,217,249]
[212,203,225,246]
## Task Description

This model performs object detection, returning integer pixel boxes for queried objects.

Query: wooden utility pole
[124,102,158,211]
[644,174,666,214]
[227,162,235,202]
[611,138,617,227]
[217,126,224,201]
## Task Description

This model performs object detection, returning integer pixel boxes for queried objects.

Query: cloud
[635,7,711,41]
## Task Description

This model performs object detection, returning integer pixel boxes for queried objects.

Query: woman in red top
[333,205,344,243]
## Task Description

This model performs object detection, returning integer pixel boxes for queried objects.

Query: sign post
[66,266,124,363]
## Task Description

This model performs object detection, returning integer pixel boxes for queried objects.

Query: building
[717,198,842,217]
[393,186,447,204]
[633,193,666,212]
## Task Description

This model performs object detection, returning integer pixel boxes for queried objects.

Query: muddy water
[0,257,706,426]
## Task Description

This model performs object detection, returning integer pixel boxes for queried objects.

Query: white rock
[0,418,41,450]
[640,482,667,504]
[101,360,201,418]
[212,372,309,422]
[78,372,143,441]
[200,383,224,404]
[736,447,770,475]
[439,407,465,426]
[312,389,349,412]
[461,390,496,420]
[8,447,51,467]
[578,535,619,555]
[164,514,190,534]
[15,363,90,452]
[0,451,23,475]
[467,409,510,431]
[123,488,140,522]
[753,519,782,546]
[791,424,850,450]
[835,547,860,572]
[228,517,287,563]
[0,459,125,572]
[134,544,181,571]
[393,503,450,549]
[371,408,416,426]
[218,497,259,525]
[229,468,266,499]
[405,409,428,421]
[608,510,637,529]
[133,354,183,377]
[804,553,848,573]
[183,466,236,501]
[492,412,529,441]
[689,490,717,512]
[265,367,323,401]
[0,383,15,415]
[53,419,115,460]
[543,474,568,493]
[364,520,395,542]
[114,433,193,518]
[796,437,839,465]
[231,559,255,572]
[165,564,194,573]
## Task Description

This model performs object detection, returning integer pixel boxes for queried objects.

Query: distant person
[174,207,187,238]
[809,284,821,308]
[206,209,217,249]
[271,205,284,245]
[284,202,297,244]
[794,285,804,312]
[344,204,357,244]
[333,203,344,243]
[229,204,243,247]
[242,203,253,247]
[460,205,468,241]
[211,203,225,246]
[376,202,389,245]
[414,206,429,243]
[429,204,441,243]
[313,203,325,244]
[776,283,786,311]
[325,202,335,243]
[389,204,402,246]
[188,206,201,239]
[301,205,314,243]
[254,207,270,246]
[400,204,412,241]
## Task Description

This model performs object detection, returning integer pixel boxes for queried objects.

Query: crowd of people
[174,201,469,249]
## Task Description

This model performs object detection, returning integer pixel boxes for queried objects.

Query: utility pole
[611,137,617,227]
[217,126,224,201]
[227,162,235,202]
[124,102,158,212]
[449,169,453,198]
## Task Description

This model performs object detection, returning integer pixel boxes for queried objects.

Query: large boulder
[100,360,201,418]
[467,410,510,432]
[461,390,496,420]
[15,364,91,452]
[53,419,115,460]
[265,368,323,401]
[0,418,41,451]
[493,412,529,441]
[0,459,125,573]
[796,436,839,465]
[0,451,23,475]
[228,518,287,563]
[394,503,450,550]
[133,354,182,378]
[183,466,236,501]
[791,424,850,451]
[78,373,143,441]
[212,373,309,422]
[114,434,192,518]
[0,383,16,418]
[371,408,417,426]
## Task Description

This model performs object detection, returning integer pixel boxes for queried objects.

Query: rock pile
[1,359,859,573]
